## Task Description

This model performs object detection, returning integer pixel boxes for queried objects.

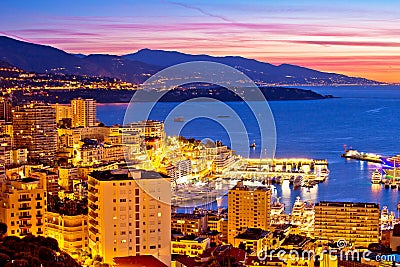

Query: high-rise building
[228,181,271,245]
[0,178,46,237]
[71,98,96,128]
[12,103,57,163]
[87,169,171,265]
[0,97,13,123]
[53,103,72,125]
[314,201,380,248]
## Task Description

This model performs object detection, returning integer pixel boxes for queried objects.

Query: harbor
[172,157,329,208]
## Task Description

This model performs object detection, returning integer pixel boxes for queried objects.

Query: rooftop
[31,168,57,175]
[172,213,206,220]
[231,181,270,192]
[281,234,310,247]
[235,228,270,240]
[89,169,169,181]
[316,201,379,209]
[113,255,168,267]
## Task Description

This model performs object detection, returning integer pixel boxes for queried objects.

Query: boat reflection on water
[371,183,382,193]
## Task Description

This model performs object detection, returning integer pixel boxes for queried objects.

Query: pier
[224,158,329,182]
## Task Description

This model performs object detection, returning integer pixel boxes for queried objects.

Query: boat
[271,197,285,216]
[250,143,256,148]
[384,180,390,189]
[294,176,303,187]
[391,180,397,189]
[341,148,382,163]
[371,169,382,184]
[173,117,184,122]
[291,196,305,225]
[217,115,230,118]
[381,206,389,229]
[320,168,330,179]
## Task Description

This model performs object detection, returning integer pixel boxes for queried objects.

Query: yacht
[391,179,397,189]
[173,117,184,122]
[371,169,382,184]
[271,197,285,216]
[320,168,330,179]
[294,176,304,188]
[381,206,389,222]
[291,196,305,217]
[384,180,390,189]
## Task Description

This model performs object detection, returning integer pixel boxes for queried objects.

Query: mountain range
[0,36,381,85]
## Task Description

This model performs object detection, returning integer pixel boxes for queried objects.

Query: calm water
[97,85,400,212]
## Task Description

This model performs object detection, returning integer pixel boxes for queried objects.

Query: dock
[224,158,329,182]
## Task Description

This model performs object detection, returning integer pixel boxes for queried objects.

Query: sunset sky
[1,0,400,83]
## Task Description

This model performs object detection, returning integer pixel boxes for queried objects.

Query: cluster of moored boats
[371,169,400,189]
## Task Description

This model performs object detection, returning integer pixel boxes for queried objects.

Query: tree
[44,237,59,251]
[0,253,10,266]
[0,223,7,238]
[38,246,54,262]
[5,259,29,267]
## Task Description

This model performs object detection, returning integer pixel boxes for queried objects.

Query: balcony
[89,204,98,210]
[89,227,99,235]
[19,206,31,211]
[19,215,32,219]
[19,223,32,228]
[88,187,98,194]
[88,195,98,203]
[36,214,43,218]
[89,219,98,226]
[18,198,31,202]
[89,211,98,219]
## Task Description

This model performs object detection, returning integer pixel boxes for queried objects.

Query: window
[150,245,156,249]
[120,199,126,202]
[11,213,14,217]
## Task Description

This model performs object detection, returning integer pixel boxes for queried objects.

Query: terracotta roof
[113,255,168,267]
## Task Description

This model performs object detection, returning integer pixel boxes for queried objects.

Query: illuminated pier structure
[224,158,329,183]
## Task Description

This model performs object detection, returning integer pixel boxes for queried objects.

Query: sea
[97,85,400,213]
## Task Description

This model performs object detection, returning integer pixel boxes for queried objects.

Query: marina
[171,157,329,208]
